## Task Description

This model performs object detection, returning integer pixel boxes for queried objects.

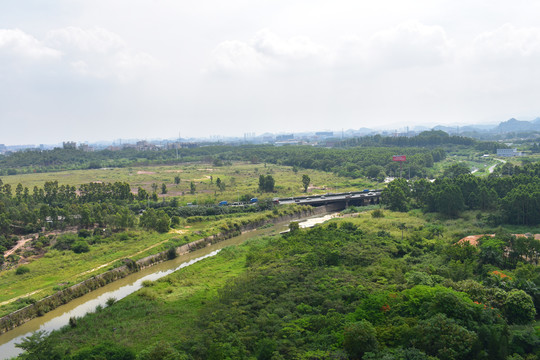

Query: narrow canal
[0,212,337,359]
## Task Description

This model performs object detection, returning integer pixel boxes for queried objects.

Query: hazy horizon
[3,1,540,145]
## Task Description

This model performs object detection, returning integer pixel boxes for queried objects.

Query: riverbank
[0,205,327,335]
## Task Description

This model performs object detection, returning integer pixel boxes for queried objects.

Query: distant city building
[315,131,334,137]
[275,140,302,146]
[63,141,77,149]
[180,142,198,149]
[79,143,93,152]
[497,148,522,157]
[135,140,158,151]
[276,134,294,141]
[0,144,5,153]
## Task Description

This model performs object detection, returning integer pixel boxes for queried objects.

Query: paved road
[489,158,506,173]
[277,191,381,206]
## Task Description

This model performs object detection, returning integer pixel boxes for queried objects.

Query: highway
[275,190,382,207]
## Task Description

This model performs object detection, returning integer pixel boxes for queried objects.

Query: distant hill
[495,118,538,132]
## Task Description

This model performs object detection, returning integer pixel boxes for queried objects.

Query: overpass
[275,190,382,210]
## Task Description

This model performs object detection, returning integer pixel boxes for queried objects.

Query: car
[250,198,258,203]
[218,201,228,206]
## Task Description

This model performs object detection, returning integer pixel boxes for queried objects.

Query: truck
[218,201,228,206]
[249,197,258,203]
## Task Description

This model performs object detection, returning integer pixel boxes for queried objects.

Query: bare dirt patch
[458,233,540,246]
[137,171,156,175]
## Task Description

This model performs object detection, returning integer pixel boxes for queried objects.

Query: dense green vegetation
[15,212,539,359]
[0,138,447,179]
[2,134,540,360]
[383,162,540,227]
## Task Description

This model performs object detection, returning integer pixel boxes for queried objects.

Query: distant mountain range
[433,118,540,135]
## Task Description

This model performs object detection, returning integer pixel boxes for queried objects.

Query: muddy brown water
[0,213,335,359]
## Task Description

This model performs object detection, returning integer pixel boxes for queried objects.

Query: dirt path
[78,237,178,277]
[0,290,43,307]
[3,228,78,258]
[1,230,185,308]
[4,238,33,258]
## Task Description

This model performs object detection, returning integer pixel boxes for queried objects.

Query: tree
[302,174,310,192]
[190,181,196,195]
[140,208,170,233]
[442,163,470,179]
[216,178,226,192]
[382,178,409,212]
[151,183,158,194]
[258,175,275,192]
[504,289,536,325]
[137,187,148,201]
[174,176,181,186]
[411,314,478,360]
[343,320,378,359]
[161,183,167,195]
[16,330,66,360]
[365,165,384,179]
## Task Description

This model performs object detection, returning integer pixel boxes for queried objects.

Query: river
[0,212,335,359]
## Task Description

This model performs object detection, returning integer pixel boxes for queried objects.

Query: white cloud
[473,23,540,64]
[0,27,156,82]
[209,23,453,74]
[367,21,453,68]
[0,28,60,60]
[46,27,126,54]
[45,27,157,80]
[208,29,330,73]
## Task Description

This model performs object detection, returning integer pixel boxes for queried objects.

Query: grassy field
[1,162,376,204]
[49,244,249,354]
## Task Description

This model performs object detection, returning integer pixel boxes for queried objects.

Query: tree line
[383,162,540,226]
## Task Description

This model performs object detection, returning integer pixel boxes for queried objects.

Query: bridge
[275,190,382,210]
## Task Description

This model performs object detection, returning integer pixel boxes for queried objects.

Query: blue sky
[2,1,540,145]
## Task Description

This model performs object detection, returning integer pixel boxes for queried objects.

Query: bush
[106,297,117,307]
[16,266,30,275]
[70,342,135,360]
[72,241,90,254]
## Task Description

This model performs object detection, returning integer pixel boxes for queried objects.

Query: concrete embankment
[0,206,328,334]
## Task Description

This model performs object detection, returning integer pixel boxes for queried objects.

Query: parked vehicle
[250,198,258,203]
[218,201,228,206]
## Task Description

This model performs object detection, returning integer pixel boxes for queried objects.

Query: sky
[2,1,540,145]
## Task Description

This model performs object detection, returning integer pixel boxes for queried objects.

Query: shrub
[16,266,30,275]
[106,297,117,307]
[71,241,90,254]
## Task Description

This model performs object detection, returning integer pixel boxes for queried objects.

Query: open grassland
[0,231,174,317]
[1,162,375,203]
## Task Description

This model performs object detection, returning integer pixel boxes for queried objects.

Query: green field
[1,162,376,204]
